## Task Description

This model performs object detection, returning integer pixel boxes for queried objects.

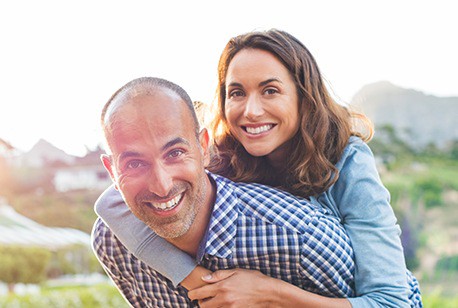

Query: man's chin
[146,221,189,239]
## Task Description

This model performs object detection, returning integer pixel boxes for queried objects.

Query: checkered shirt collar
[198,172,239,259]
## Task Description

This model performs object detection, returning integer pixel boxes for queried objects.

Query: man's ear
[101,154,119,190]
[199,128,210,166]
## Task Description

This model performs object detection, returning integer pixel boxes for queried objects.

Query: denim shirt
[95,137,418,307]
[310,136,411,307]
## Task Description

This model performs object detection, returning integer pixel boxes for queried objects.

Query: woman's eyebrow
[227,82,243,88]
[259,78,282,87]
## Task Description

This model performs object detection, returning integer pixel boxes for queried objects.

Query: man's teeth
[246,124,273,135]
[151,194,182,210]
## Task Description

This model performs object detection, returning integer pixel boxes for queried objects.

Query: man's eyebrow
[119,151,141,162]
[117,138,190,162]
[162,137,190,151]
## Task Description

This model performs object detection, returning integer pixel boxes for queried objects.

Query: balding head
[101,77,199,139]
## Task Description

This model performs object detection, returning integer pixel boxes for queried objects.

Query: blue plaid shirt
[92,172,355,307]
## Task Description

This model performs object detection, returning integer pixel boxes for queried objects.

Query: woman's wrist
[180,265,212,290]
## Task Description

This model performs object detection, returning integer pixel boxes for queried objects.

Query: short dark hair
[101,77,199,133]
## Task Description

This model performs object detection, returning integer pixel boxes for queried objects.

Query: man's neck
[167,174,216,258]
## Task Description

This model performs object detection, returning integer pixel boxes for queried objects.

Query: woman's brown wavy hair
[207,29,373,197]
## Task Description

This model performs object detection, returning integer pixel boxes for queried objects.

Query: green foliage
[449,140,458,160]
[422,291,458,308]
[436,255,458,272]
[7,190,101,233]
[0,245,51,285]
[369,124,415,168]
[48,244,103,277]
[0,283,129,308]
[412,177,444,208]
[384,182,408,206]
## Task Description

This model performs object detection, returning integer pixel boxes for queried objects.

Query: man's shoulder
[210,173,332,231]
[91,218,114,258]
[232,178,320,214]
[211,172,309,206]
[91,217,129,265]
[92,218,111,240]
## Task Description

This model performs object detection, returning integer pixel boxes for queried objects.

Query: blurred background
[1,0,457,307]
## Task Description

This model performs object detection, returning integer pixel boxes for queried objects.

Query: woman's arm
[94,185,210,288]
[188,269,351,308]
[321,138,413,307]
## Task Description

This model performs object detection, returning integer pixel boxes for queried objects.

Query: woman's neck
[266,143,289,171]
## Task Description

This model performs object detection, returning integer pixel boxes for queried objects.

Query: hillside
[351,81,458,148]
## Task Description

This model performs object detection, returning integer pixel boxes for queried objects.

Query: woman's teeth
[151,194,182,210]
[245,124,273,135]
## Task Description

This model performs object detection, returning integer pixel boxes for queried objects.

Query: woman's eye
[264,88,278,95]
[228,90,244,98]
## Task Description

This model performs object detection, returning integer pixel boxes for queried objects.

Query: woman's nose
[243,95,264,120]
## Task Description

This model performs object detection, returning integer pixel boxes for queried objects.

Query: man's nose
[148,163,173,197]
[243,95,264,120]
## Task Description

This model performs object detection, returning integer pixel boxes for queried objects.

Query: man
[92,77,355,307]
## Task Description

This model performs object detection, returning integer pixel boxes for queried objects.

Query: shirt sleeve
[94,185,197,286]
[91,218,144,307]
[328,139,410,307]
[298,214,355,298]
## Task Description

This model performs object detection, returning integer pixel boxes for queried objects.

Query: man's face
[103,89,210,239]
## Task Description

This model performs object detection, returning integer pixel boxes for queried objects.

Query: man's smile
[144,193,184,211]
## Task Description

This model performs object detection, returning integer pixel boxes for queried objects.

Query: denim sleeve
[329,139,410,307]
[94,185,197,286]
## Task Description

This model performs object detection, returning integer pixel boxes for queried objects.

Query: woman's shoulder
[336,136,374,171]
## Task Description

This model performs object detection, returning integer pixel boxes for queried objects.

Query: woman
[96,29,422,307]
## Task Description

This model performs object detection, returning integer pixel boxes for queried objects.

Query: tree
[0,245,51,293]
[448,140,458,160]
[369,124,415,167]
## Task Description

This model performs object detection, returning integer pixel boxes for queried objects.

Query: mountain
[351,81,458,149]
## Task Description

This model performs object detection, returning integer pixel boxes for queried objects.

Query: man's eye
[168,149,184,159]
[126,161,145,169]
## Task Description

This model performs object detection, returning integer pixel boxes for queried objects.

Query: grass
[422,290,458,308]
[0,283,129,308]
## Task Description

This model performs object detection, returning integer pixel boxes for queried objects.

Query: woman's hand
[187,268,352,308]
[180,265,213,290]
[188,268,277,307]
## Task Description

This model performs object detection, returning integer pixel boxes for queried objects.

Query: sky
[1,0,457,156]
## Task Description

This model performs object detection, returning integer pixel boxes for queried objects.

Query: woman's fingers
[187,284,217,301]
[201,269,236,283]
[187,269,236,301]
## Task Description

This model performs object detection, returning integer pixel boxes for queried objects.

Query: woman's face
[224,48,300,162]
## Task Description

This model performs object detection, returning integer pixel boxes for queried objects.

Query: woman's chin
[245,147,271,158]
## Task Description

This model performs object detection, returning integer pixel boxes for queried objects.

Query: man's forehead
[105,90,197,144]
[104,87,180,125]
